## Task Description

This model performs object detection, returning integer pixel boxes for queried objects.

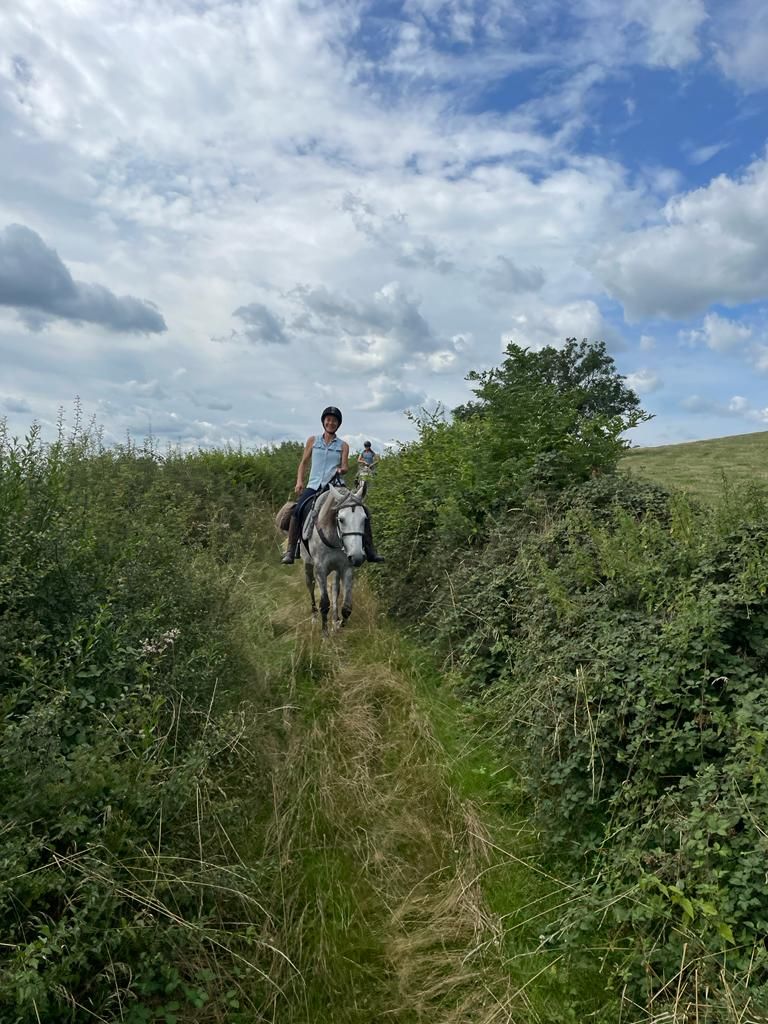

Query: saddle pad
[301,491,328,543]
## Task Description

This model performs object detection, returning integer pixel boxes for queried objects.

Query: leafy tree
[452,337,649,491]
[371,337,649,622]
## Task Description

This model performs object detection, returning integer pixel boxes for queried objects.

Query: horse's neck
[316,490,339,533]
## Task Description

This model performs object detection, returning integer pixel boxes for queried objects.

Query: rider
[281,406,385,565]
[357,441,379,475]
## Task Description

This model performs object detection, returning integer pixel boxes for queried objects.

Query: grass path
[235,555,619,1023]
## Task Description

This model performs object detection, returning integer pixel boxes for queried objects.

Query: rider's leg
[363,509,385,563]
[281,487,317,564]
[281,513,301,564]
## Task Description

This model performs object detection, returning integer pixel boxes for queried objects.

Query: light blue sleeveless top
[307,434,345,489]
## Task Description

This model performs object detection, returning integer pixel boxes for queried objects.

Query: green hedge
[0,424,296,1022]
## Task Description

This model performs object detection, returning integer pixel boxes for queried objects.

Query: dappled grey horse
[300,481,368,636]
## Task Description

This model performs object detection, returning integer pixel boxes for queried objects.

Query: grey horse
[300,480,368,636]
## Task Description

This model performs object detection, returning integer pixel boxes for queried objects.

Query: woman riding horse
[280,406,385,564]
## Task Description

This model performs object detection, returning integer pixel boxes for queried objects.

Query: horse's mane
[316,485,361,536]
[315,489,338,536]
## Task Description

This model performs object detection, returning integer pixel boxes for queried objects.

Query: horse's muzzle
[349,554,365,567]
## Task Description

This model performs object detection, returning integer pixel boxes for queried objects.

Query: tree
[452,338,649,490]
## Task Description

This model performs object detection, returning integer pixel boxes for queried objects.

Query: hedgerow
[0,419,297,1022]
[370,341,768,1017]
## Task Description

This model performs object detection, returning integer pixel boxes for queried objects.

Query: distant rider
[281,406,385,564]
[357,441,379,476]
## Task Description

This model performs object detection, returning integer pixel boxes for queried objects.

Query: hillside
[622,428,768,502]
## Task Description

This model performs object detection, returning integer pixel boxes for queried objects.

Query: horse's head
[329,483,367,566]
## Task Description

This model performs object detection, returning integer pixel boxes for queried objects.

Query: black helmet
[363,441,372,448]
[321,406,342,426]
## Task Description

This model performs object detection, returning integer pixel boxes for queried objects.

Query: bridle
[316,492,366,551]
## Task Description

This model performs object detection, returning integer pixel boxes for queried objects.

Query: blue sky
[1,0,767,452]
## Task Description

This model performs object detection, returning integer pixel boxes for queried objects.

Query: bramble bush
[0,418,297,1022]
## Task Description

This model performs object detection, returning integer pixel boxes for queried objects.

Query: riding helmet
[363,441,372,448]
[321,406,343,426]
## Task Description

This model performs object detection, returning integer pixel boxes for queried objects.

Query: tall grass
[247,574,621,1023]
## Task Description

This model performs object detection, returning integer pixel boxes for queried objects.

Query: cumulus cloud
[713,0,768,91]
[680,312,752,352]
[0,224,166,333]
[627,0,707,68]
[356,375,429,412]
[502,299,622,351]
[189,391,233,411]
[231,303,289,346]
[287,280,444,370]
[0,0,763,452]
[625,368,662,393]
[682,393,768,422]
[341,193,454,274]
[595,157,768,319]
[1,394,32,413]
[121,379,169,400]
[481,255,545,294]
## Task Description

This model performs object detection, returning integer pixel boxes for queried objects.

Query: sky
[1,0,768,454]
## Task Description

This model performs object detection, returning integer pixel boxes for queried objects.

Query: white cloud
[502,299,622,351]
[630,0,707,68]
[596,157,768,319]
[0,0,763,452]
[712,0,768,91]
[1,394,32,413]
[682,394,768,423]
[639,334,656,350]
[680,312,753,352]
[686,141,729,166]
[626,368,662,393]
[356,375,429,413]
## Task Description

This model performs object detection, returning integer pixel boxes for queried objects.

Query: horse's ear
[329,484,342,502]
[355,479,368,500]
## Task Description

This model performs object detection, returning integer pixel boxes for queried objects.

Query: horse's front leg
[332,571,342,630]
[316,567,331,637]
[304,562,317,620]
[340,565,353,626]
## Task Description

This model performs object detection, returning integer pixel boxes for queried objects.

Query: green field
[622,428,768,502]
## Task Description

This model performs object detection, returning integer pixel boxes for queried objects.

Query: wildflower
[139,628,180,656]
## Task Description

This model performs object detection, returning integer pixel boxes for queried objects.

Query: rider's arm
[339,442,350,475]
[357,453,366,465]
[295,436,314,492]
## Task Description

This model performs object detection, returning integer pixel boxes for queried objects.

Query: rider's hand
[294,482,303,494]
